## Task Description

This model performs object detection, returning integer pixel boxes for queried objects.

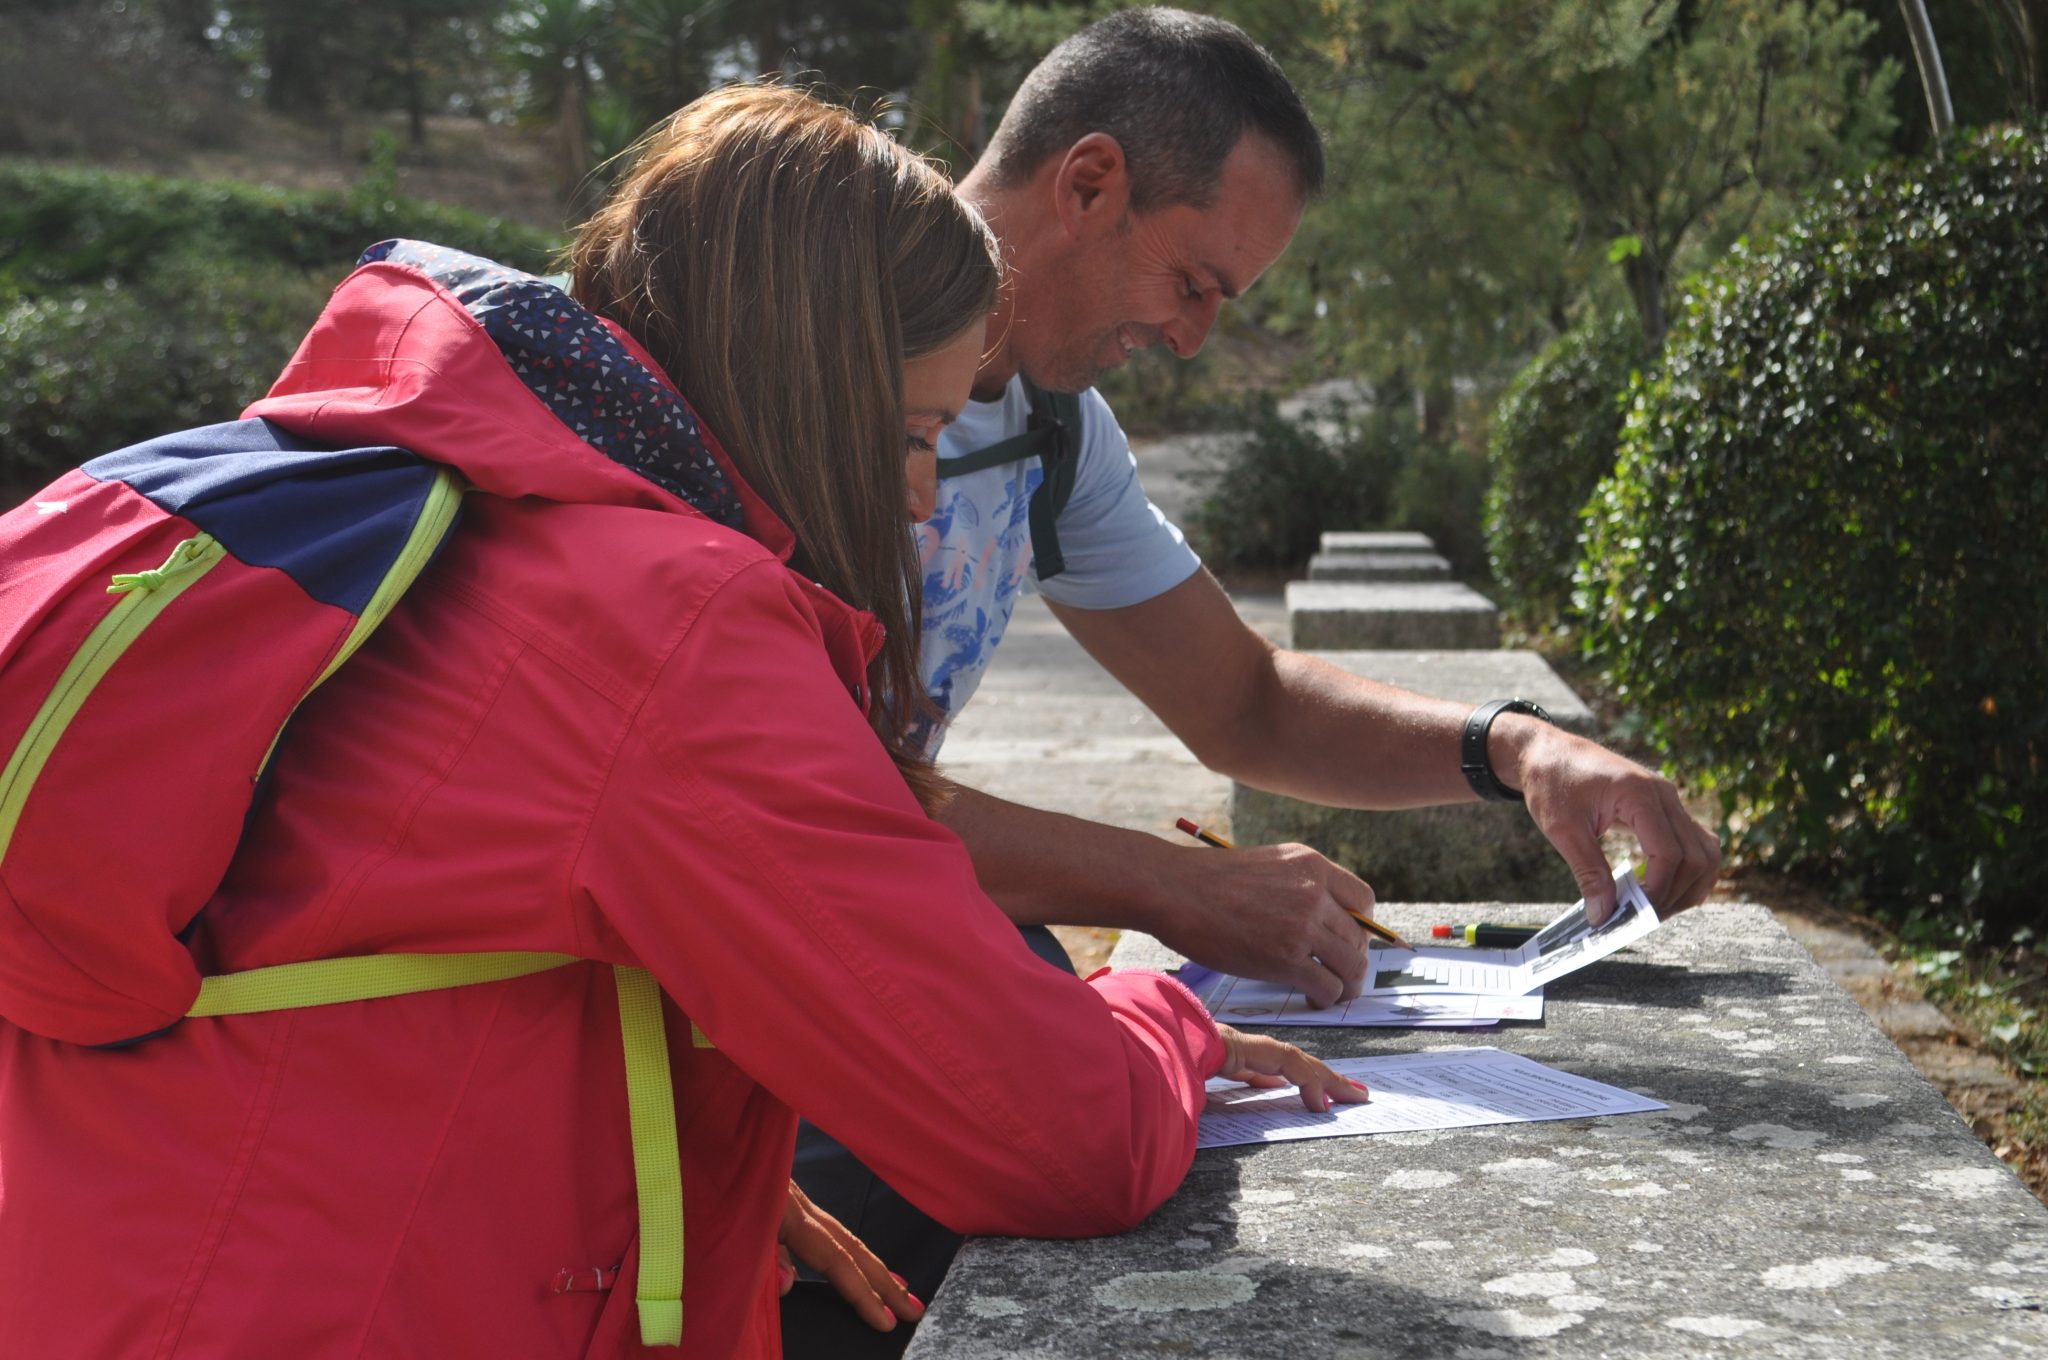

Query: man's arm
[1041,567,1722,921]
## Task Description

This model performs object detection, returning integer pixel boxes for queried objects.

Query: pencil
[1172,818,1410,949]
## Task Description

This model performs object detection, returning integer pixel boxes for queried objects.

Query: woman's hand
[1215,1024,1372,1111]
[777,1180,925,1332]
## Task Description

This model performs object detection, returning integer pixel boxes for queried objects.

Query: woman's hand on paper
[1215,1025,1371,1111]
[777,1179,924,1331]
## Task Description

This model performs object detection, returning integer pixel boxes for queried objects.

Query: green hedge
[1577,125,2048,929]
[1485,310,1648,628]
[0,163,565,501]
[0,260,335,500]
[0,161,561,292]
[1186,391,1419,573]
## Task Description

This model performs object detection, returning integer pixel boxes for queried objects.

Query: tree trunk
[1621,249,1669,353]
[262,19,327,116]
[403,12,427,148]
[754,20,784,77]
[557,74,589,201]
[1422,375,1456,442]
[1899,0,1956,148]
[156,0,217,51]
[957,64,983,160]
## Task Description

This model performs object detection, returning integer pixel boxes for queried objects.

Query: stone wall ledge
[907,904,2048,1359]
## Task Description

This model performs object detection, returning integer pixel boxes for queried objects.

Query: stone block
[1230,650,1592,902]
[1286,581,1499,650]
[910,905,2048,1360]
[1319,529,1436,555]
[1306,551,1451,582]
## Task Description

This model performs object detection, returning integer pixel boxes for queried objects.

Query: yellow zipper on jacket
[0,533,227,862]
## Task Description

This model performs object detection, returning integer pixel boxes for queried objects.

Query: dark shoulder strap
[935,378,1085,580]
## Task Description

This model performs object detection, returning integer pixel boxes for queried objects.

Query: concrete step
[1287,580,1501,650]
[1306,550,1452,582]
[1320,529,1436,555]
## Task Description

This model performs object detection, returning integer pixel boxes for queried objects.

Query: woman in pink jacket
[0,86,1360,1359]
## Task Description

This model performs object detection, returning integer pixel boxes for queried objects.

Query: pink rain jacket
[0,245,1224,1358]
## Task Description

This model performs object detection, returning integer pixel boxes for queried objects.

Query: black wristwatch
[1461,698,1552,803]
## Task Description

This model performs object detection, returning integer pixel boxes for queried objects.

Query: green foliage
[0,160,565,501]
[1389,437,1491,582]
[1185,392,1422,574]
[1894,916,2047,1151]
[1485,310,1648,628]
[0,259,333,502]
[1254,0,1896,407]
[0,161,562,293]
[1577,125,2048,931]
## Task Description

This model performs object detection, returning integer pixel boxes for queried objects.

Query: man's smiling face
[1020,133,1305,394]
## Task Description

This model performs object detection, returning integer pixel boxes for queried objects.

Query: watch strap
[1461,698,1552,803]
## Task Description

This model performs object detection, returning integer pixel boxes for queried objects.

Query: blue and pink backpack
[0,240,757,1346]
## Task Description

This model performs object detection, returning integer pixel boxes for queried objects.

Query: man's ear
[1051,132,1132,241]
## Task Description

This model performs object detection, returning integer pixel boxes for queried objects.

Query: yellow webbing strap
[187,951,579,1016]
[186,952,689,1348]
[614,965,684,1346]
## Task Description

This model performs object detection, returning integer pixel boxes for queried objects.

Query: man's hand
[1150,841,1375,1008]
[1506,721,1721,925]
[777,1180,924,1332]
[1215,1024,1373,1111]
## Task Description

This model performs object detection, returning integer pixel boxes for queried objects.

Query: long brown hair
[569,85,998,807]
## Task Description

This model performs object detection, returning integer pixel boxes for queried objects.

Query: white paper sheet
[1178,963,1543,1027]
[1359,865,1661,997]
[1197,1046,1666,1149]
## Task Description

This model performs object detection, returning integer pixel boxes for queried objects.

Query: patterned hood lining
[359,240,746,531]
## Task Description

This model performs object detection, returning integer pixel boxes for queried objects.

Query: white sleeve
[1032,389,1203,610]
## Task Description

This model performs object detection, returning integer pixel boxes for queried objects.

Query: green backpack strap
[935,378,1085,579]
[188,953,688,1349]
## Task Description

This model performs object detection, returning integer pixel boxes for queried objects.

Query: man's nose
[1161,292,1222,360]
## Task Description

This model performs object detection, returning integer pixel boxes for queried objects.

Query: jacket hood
[245,240,794,559]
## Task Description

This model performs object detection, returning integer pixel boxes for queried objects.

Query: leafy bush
[1186,391,1418,573]
[1577,125,2048,930]
[1485,310,1648,627]
[0,257,335,501]
[0,161,562,293]
[1390,437,1492,582]
[0,162,566,502]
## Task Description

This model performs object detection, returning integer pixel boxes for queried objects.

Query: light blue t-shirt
[910,378,1201,755]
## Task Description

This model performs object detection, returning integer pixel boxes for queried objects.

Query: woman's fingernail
[1350,1078,1370,1090]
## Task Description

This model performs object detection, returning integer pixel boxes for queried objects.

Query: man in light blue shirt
[917,11,1717,994]
[786,10,1721,1350]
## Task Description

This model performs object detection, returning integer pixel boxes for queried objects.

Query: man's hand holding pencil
[1168,818,1392,1010]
